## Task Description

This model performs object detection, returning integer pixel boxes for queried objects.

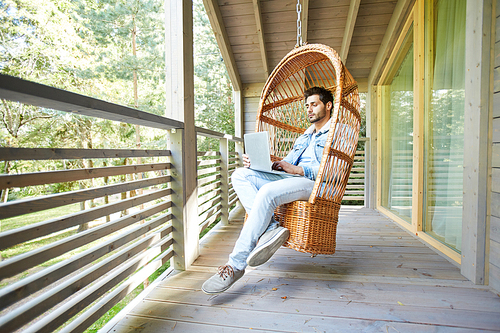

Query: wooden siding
[491,0,500,294]
[105,206,500,332]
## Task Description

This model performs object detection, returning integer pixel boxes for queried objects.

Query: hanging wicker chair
[255,43,361,255]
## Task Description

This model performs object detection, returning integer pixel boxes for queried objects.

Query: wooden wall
[490,0,500,293]
[243,96,259,134]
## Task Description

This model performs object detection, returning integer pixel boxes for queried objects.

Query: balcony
[0,74,499,333]
[103,207,500,332]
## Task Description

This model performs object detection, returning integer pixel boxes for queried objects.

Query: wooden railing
[0,74,243,333]
[342,138,368,204]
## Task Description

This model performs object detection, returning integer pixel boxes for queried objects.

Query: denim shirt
[282,119,332,181]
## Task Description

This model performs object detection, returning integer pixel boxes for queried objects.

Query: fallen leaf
[281,296,287,299]
[272,288,278,291]
[397,301,404,306]
[397,264,403,268]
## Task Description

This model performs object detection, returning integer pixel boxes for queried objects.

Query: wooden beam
[166,0,199,270]
[461,0,492,285]
[203,0,242,91]
[252,0,269,78]
[368,0,413,86]
[340,0,361,63]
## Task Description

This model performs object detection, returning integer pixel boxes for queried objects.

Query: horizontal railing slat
[0,201,172,280]
[197,166,221,177]
[0,224,174,333]
[0,162,171,190]
[59,247,174,333]
[197,158,221,167]
[198,196,222,215]
[199,210,222,233]
[198,189,222,206]
[198,174,221,187]
[198,204,222,224]
[0,188,172,250]
[197,181,221,197]
[0,213,172,311]
[0,147,171,162]
[18,236,174,333]
[0,175,171,220]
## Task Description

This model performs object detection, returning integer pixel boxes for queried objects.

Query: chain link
[296,0,302,47]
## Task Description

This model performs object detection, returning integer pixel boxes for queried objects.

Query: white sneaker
[246,227,289,267]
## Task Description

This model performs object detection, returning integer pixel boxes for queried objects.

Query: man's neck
[313,115,331,132]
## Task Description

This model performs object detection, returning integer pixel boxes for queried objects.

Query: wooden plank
[13,236,173,333]
[203,0,242,91]
[493,168,500,193]
[491,215,500,243]
[135,287,500,331]
[494,118,500,143]
[0,175,171,220]
[0,74,184,131]
[493,144,500,167]
[0,147,170,162]
[490,239,500,269]
[0,162,171,190]
[494,91,500,117]
[0,214,172,311]
[461,0,492,284]
[0,188,172,251]
[59,248,173,333]
[0,200,171,280]
[340,0,361,62]
[252,0,269,77]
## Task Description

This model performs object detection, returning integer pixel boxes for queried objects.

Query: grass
[0,203,81,232]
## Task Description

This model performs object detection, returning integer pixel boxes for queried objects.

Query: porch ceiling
[204,0,401,92]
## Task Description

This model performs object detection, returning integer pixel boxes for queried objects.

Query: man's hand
[242,154,251,168]
[272,160,304,176]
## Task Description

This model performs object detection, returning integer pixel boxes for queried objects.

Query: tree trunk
[1,161,10,202]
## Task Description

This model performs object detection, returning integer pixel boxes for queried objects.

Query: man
[202,86,334,294]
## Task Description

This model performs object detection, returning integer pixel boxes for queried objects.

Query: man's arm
[272,160,305,176]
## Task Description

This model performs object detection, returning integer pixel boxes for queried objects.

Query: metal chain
[296,0,302,47]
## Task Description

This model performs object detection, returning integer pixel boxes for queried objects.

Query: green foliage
[193,0,234,149]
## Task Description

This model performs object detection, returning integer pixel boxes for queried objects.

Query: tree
[193,0,235,151]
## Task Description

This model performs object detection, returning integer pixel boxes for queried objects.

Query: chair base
[275,199,340,255]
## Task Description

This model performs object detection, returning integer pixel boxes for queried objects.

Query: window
[423,0,466,252]
[380,28,414,222]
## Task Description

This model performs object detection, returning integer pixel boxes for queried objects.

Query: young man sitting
[202,86,334,294]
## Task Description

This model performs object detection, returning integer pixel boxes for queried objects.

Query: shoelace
[217,265,234,280]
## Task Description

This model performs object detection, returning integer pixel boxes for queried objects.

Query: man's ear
[326,101,333,113]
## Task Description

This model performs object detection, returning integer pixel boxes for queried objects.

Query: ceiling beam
[252,0,269,77]
[340,0,360,63]
[202,0,242,91]
[368,0,412,86]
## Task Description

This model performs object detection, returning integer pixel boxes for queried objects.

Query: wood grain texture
[105,207,500,333]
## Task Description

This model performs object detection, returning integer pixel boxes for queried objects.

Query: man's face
[305,94,331,124]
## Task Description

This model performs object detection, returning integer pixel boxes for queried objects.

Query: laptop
[244,131,300,177]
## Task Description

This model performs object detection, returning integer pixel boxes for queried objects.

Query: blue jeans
[228,167,315,270]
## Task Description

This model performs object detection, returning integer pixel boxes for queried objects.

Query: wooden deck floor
[106,207,500,332]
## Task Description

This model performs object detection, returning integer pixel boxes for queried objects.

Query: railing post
[220,137,229,226]
[168,129,199,271]
[364,139,370,208]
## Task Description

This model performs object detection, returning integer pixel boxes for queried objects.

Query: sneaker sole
[246,228,289,267]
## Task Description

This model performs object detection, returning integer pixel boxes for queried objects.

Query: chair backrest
[256,44,361,205]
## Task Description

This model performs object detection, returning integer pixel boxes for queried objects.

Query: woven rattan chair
[255,44,361,255]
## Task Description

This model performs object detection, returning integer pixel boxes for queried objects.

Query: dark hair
[303,86,334,107]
